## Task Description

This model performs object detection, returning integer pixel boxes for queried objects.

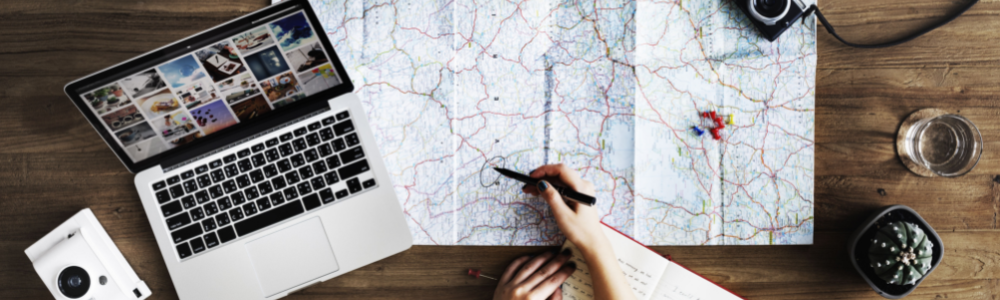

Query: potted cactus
[848,205,943,299]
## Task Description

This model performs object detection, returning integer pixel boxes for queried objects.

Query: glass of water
[904,114,982,177]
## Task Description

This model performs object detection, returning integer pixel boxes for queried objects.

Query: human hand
[521,164,605,251]
[493,250,576,300]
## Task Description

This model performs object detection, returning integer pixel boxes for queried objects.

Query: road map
[287,0,816,245]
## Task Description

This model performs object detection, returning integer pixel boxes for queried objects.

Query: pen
[493,167,597,206]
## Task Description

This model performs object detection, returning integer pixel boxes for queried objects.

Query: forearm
[578,237,637,300]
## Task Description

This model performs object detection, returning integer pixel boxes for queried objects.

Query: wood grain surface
[2,0,999,299]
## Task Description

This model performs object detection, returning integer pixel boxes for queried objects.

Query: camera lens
[749,0,790,25]
[57,266,90,299]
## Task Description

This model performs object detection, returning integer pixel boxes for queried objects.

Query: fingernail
[565,262,577,270]
[561,248,572,256]
[537,180,548,191]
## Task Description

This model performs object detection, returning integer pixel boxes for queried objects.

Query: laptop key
[258,181,273,195]
[279,143,294,157]
[249,170,265,183]
[346,178,362,194]
[223,154,237,163]
[224,164,239,177]
[363,179,377,189]
[308,121,322,131]
[238,159,253,173]
[234,200,305,236]
[231,192,246,205]
[251,154,266,168]
[338,160,370,180]
[332,138,346,152]
[223,180,238,193]
[209,185,224,199]
[265,138,280,147]
[169,185,185,198]
[310,177,326,190]
[167,175,181,185]
[304,149,319,162]
[153,181,167,191]
[201,218,217,232]
[177,243,192,259]
[319,128,335,141]
[167,212,191,230]
[322,116,337,125]
[263,164,279,178]
[298,166,313,179]
[197,175,212,188]
[215,213,230,227]
[265,149,280,162]
[210,169,225,183]
[283,186,299,200]
[340,147,365,164]
[242,203,258,216]
[279,132,293,142]
[292,138,307,152]
[318,144,333,157]
[256,198,271,211]
[217,226,237,243]
[251,143,265,153]
[324,172,339,185]
[203,232,220,248]
[293,127,308,137]
[217,196,232,210]
[209,159,223,169]
[290,154,305,167]
[312,161,327,174]
[182,170,195,180]
[204,202,219,216]
[162,201,183,218]
[306,133,321,147]
[155,190,171,204]
[244,186,260,200]
[172,223,202,244]
[277,159,292,172]
[319,189,336,204]
[236,175,251,188]
[285,171,301,184]
[190,237,206,254]
[195,165,209,174]
[297,182,312,195]
[190,207,205,221]
[271,176,287,190]
[270,192,285,206]
[195,191,210,204]
[345,133,360,147]
[180,196,196,209]
[333,120,354,136]
[237,149,251,158]
[229,208,244,222]
[302,194,321,210]
[335,189,349,199]
[336,110,350,121]
[183,180,198,194]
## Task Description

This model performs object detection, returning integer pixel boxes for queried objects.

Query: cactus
[868,221,934,285]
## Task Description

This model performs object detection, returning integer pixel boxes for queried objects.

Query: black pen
[493,167,597,206]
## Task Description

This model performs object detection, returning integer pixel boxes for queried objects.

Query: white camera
[25,209,151,300]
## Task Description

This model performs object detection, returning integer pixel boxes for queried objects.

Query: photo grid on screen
[78,10,341,164]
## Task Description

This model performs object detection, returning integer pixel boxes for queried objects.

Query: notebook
[560,224,744,300]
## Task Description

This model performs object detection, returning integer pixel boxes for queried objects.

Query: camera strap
[804,0,979,48]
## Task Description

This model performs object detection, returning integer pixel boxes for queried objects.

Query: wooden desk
[2,0,997,298]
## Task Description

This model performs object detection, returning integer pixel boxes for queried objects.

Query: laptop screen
[67,3,347,171]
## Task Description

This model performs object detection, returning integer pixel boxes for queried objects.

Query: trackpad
[245,217,339,297]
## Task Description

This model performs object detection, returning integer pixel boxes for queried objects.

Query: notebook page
[649,263,742,300]
[560,225,670,300]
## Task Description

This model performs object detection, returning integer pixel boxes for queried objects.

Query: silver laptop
[63,1,412,298]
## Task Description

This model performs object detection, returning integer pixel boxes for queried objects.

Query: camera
[736,0,810,42]
[25,209,151,300]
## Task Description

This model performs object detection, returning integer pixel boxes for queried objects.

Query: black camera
[735,0,809,42]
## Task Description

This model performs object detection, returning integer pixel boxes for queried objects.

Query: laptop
[62,1,413,298]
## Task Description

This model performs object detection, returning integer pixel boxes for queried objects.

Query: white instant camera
[25,209,151,300]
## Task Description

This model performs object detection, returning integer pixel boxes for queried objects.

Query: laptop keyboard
[150,110,378,260]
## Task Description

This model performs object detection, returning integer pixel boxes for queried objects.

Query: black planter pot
[847,205,944,299]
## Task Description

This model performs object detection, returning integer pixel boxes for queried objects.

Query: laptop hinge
[162,108,330,172]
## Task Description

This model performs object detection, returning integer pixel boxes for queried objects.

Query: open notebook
[560,225,743,300]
